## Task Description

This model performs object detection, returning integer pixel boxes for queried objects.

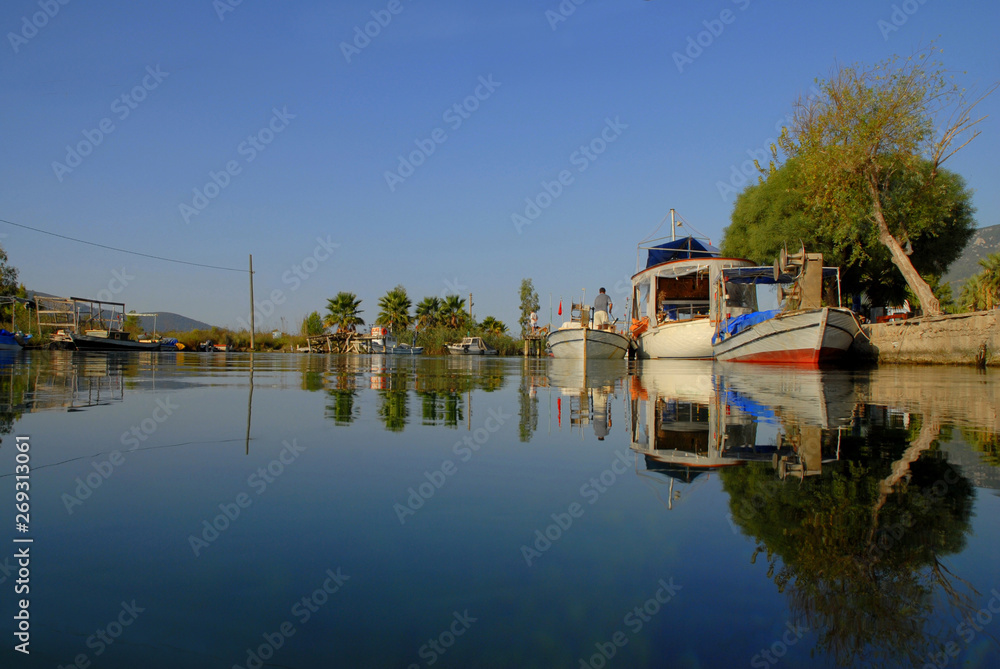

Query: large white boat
[630,217,754,359]
[711,252,862,366]
[547,303,630,359]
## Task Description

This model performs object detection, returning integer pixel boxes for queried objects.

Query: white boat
[547,303,630,359]
[369,328,423,355]
[630,219,755,359]
[711,253,862,366]
[446,336,497,355]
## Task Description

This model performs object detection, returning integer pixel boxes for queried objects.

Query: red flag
[558,300,562,316]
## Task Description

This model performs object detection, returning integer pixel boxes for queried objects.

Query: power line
[0,218,246,273]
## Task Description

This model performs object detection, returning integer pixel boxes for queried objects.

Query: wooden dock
[303,332,374,353]
[523,328,548,357]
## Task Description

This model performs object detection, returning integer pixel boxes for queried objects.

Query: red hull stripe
[725,347,846,366]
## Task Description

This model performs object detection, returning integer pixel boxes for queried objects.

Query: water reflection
[0,352,996,667]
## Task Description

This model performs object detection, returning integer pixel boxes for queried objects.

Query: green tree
[415,296,442,329]
[722,158,976,309]
[774,46,993,316]
[438,294,466,329]
[301,311,325,336]
[519,278,540,336]
[480,316,507,336]
[325,292,365,332]
[0,246,20,326]
[376,285,412,333]
[958,252,1000,311]
[123,311,142,335]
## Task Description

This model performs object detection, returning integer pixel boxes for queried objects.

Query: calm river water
[1,351,999,668]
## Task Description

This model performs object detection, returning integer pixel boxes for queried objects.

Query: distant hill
[137,312,214,333]
[943,224,1000,292]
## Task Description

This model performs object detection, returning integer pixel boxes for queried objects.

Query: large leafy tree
[376,285,412,333]
[438,294,467,329]
[518,278,540,336]
[722,157,976,309]
[774,46,993,316]
[324,292,364,332]
[415,297,441,329]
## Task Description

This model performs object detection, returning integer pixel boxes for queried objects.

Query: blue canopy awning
[643,237,720,269]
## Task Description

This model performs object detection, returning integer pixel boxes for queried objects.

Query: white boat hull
[547,327,630,359]
[635,319,714,359]
[713,308,860,366]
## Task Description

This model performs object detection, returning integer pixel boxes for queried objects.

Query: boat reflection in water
[546,358,629,440]
[629,361,858,506]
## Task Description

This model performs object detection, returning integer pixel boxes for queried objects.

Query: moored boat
[369,327,423,355]
[0,329,30,351]
[71,330,162,351]
[711,250,862,366]
[630,220,755,359]
[446,336,497,355]
[547,303,630,359]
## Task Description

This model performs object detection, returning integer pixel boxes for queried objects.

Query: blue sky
[2,0,998,332]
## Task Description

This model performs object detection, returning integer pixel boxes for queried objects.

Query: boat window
[724,282,757,310]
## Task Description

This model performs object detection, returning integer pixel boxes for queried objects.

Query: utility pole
[249,254,255,351]
[468,293,473,322]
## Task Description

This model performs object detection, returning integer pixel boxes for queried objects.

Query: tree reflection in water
[722,417,978,666]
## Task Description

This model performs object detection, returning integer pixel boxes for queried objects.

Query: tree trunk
[868,179,942,316]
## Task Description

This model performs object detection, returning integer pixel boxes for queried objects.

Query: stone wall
[852,310,1000,367]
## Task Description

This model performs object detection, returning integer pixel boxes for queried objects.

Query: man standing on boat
[593,287,612,329]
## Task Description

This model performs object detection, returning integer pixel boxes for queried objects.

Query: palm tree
[376,285,412,333]
[959,253,1000,312]
[438,294,466,329]
[415,297,441,329]
[977,253,1000,310]
[480,316,507,336]
[324,292,365,332]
